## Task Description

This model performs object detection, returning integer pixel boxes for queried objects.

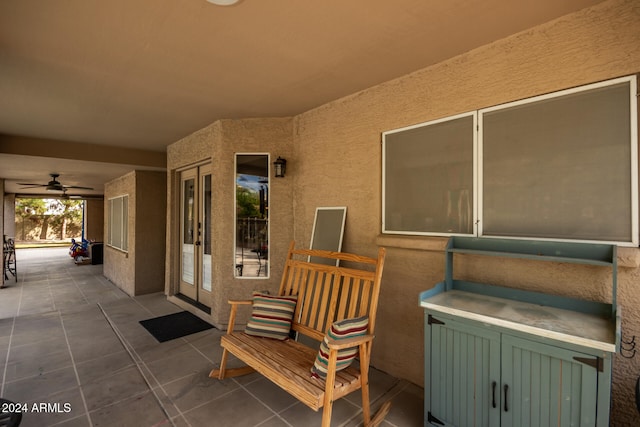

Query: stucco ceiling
[0,0,604,196]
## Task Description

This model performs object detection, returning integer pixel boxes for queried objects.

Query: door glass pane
[235,154,269,278]
[202,174,212,291]
[182,178,195,284]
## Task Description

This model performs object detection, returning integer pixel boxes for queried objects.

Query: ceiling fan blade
[64,185,94,190]
[18,175,93,191]
[19,184,48,189]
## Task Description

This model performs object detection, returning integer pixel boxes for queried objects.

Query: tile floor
[0,247,423,426]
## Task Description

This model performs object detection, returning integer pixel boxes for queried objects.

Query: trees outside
[236,185,261,218]
[15,198,84,241]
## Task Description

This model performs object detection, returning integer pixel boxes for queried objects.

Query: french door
[179,164,212,307]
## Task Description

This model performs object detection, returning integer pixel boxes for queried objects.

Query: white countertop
[420,290,616,352]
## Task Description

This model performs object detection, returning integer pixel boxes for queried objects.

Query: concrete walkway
[0,248,423,426]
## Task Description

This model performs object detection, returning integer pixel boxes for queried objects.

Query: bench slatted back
[279,242,386,342]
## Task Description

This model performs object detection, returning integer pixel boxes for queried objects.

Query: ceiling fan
[18,173,94,193]
[60,189,83,199]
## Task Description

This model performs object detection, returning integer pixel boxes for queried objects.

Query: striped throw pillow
[244,292,298,340]
[310,316,369,379]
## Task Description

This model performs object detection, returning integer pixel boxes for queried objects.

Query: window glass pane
[107,200,112,246]
[112,197,122,249]
[384,114,474,234]
[108,195,128,251]
[481,82,632,242]
[122,196,128,251]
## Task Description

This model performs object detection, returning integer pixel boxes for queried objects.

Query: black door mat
[139,311,214,343]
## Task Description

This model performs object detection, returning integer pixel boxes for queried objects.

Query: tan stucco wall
[163,0,639,422]
[166,121,217,302]
[292,0,640,424]
[104,172,136,295]
[134,171,166,295]
[3,192,15,239]
[84,199,104,242]
[166,118,294,325]
[105,170,166,296]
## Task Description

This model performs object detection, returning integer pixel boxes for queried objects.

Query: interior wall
[292,0,640,423]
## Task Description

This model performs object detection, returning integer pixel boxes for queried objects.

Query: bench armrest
[322,334,376,410]
[225,299,253,333]
[228,299,252,305]
[325,334,375,350]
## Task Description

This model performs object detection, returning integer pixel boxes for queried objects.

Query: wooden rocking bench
[209,241,389,427]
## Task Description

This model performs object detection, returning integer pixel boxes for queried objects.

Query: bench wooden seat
[209,241,389,427]
[221,332,363,410]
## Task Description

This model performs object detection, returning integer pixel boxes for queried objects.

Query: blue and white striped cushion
[311,316,369,379]
[244,292,297,340]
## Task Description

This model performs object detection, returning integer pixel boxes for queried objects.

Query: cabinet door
[427,314,501,427]
[501,335,599,427]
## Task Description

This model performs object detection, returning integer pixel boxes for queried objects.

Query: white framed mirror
[235,154,269,278]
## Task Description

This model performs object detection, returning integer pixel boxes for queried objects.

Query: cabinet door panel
[501,335,598,427]
[428,315,501,427]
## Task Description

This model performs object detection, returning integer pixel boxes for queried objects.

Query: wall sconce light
[273,157,287,178]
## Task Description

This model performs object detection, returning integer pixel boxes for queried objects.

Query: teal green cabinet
[425,312,608,427]
[501,335,599,427]
[426,314,501,427]
[421,237,618,427]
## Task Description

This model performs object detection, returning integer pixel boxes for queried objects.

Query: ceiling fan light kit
[206,0,241,6]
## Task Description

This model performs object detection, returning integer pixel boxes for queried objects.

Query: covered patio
[0,248,422,427]
[1,1,640,424]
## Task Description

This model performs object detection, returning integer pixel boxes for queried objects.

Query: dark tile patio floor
[0,247,423,426]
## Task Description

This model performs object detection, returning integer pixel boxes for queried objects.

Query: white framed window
[108,195,128,251]
[382,75,638,246]
[383,112,476,236]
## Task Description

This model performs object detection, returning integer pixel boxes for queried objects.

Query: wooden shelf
[420,288,616,352]
[421,236,620,350]
[447,236,615,265]
[448,248,614,266]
